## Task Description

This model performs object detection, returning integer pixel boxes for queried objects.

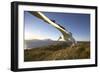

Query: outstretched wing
[29,11,50,24]
[28,11,75,43]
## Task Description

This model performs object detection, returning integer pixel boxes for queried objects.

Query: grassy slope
[24,41,90,62]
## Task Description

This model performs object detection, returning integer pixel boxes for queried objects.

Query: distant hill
[24,39,68,49]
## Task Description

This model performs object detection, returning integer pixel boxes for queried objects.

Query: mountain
[24,39,58,49]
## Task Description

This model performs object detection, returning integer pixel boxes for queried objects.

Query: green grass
[24,41,90,62]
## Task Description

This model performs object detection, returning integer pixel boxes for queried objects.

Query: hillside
[24,41,90,62]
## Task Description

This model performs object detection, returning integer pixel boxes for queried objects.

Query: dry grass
[24,41,90,62]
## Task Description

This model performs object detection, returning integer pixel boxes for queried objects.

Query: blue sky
[24,11,90,41]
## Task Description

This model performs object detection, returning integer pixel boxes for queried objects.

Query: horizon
[25,39,90,42]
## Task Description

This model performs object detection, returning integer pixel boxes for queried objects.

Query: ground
[24,41,90,62]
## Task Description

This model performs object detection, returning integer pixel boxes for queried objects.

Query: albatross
[28,11,77,45]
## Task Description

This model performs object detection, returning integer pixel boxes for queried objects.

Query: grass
[24,41,90,62]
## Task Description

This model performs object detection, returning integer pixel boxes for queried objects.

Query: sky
[24,11,90,41]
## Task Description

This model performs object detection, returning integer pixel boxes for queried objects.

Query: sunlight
[25,32,53,40]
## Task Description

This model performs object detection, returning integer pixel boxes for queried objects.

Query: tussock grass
[24,41,90,62]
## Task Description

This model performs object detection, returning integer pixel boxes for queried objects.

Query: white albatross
[28,11,77,45]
